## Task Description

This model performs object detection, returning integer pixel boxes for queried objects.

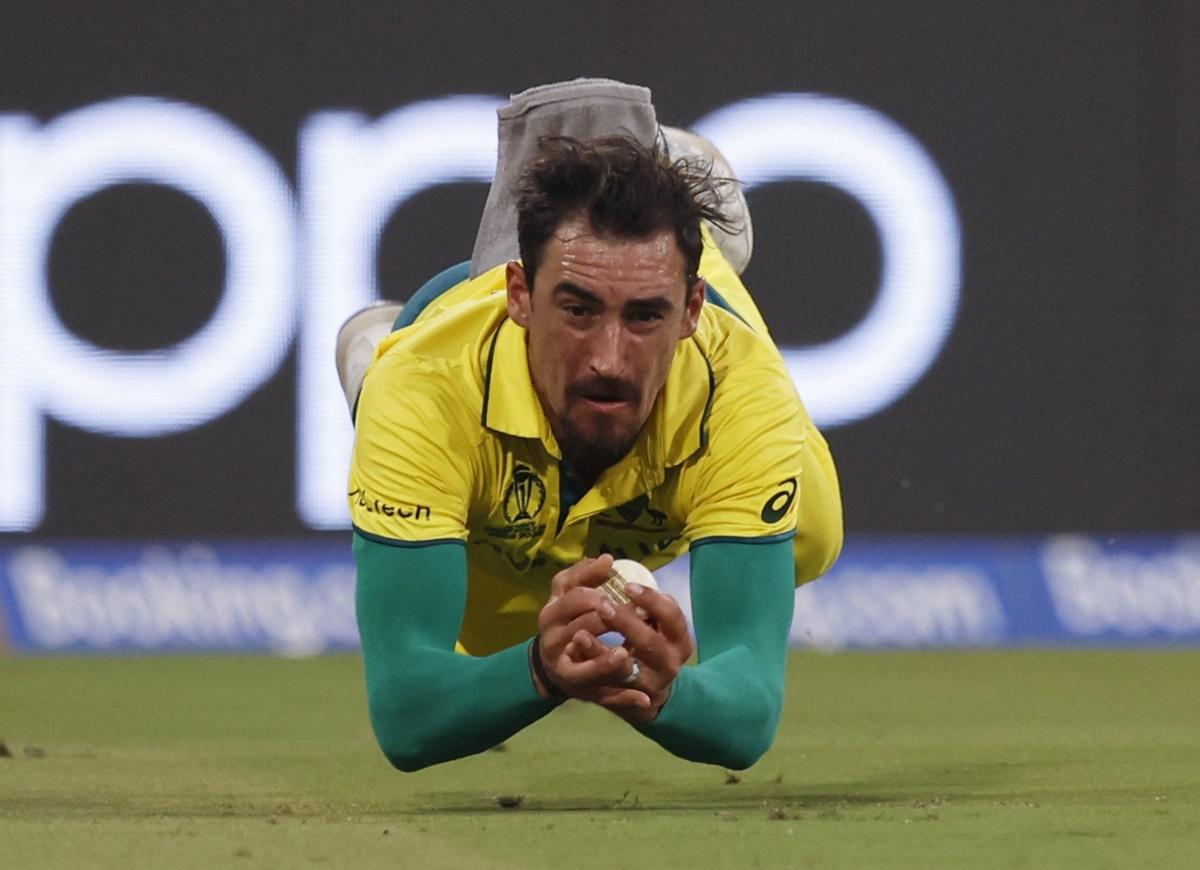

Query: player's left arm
[595,537,794,769]
[619,344,840,768]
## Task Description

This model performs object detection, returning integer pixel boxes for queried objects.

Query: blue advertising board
[2,535,1198,655]
[0,540,358,656]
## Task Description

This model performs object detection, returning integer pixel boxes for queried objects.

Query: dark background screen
[2,2,1196,538]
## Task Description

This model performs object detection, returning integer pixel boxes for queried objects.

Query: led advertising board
[1,4,1196,539]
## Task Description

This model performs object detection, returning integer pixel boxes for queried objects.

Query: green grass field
[2,650,1198,869]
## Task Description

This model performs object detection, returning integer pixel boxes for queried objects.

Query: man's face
[506,215,704,471]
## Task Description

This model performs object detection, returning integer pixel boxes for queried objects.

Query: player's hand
[574,582,694,723]
[532,554,651,708]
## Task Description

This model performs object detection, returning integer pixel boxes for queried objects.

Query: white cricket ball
[610,559,659,592]
[604,559,660,621]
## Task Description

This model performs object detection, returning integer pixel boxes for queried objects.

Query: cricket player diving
[338,79,843,771]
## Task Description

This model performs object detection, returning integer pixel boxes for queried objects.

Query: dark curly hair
[514,134,735,292]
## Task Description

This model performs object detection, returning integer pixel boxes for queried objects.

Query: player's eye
[563,304,590,319]
[627,309,664,325]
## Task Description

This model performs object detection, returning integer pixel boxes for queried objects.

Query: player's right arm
[355,535,556,770]
[351,355,557,771]
[357,539,642,771]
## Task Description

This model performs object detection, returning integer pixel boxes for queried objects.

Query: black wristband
[530,636,566,700]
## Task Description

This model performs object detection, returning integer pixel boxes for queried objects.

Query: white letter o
[15,97,295,434]
[694,94,961,427]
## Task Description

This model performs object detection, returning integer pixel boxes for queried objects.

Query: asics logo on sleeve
[760,478,798,523]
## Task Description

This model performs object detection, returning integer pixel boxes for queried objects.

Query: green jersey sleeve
[354,533,559,771]
[636,537,795,769]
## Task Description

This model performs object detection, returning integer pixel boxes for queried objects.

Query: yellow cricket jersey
[349,236,843,655]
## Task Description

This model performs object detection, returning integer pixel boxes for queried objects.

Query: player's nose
[587,320,625,377]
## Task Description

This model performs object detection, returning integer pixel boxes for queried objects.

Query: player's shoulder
[695,305,804,415]
[359,291,508,441]
[680,306,814,481]
[370,262,508,371]
[379,290,506,368]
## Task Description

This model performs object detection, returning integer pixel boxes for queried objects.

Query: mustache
[566,377,639,404]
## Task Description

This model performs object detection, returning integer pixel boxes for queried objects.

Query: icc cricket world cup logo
[503,464,546,523]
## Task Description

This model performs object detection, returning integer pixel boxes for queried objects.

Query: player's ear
[506,260,532,327]
[678,276,705,339]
